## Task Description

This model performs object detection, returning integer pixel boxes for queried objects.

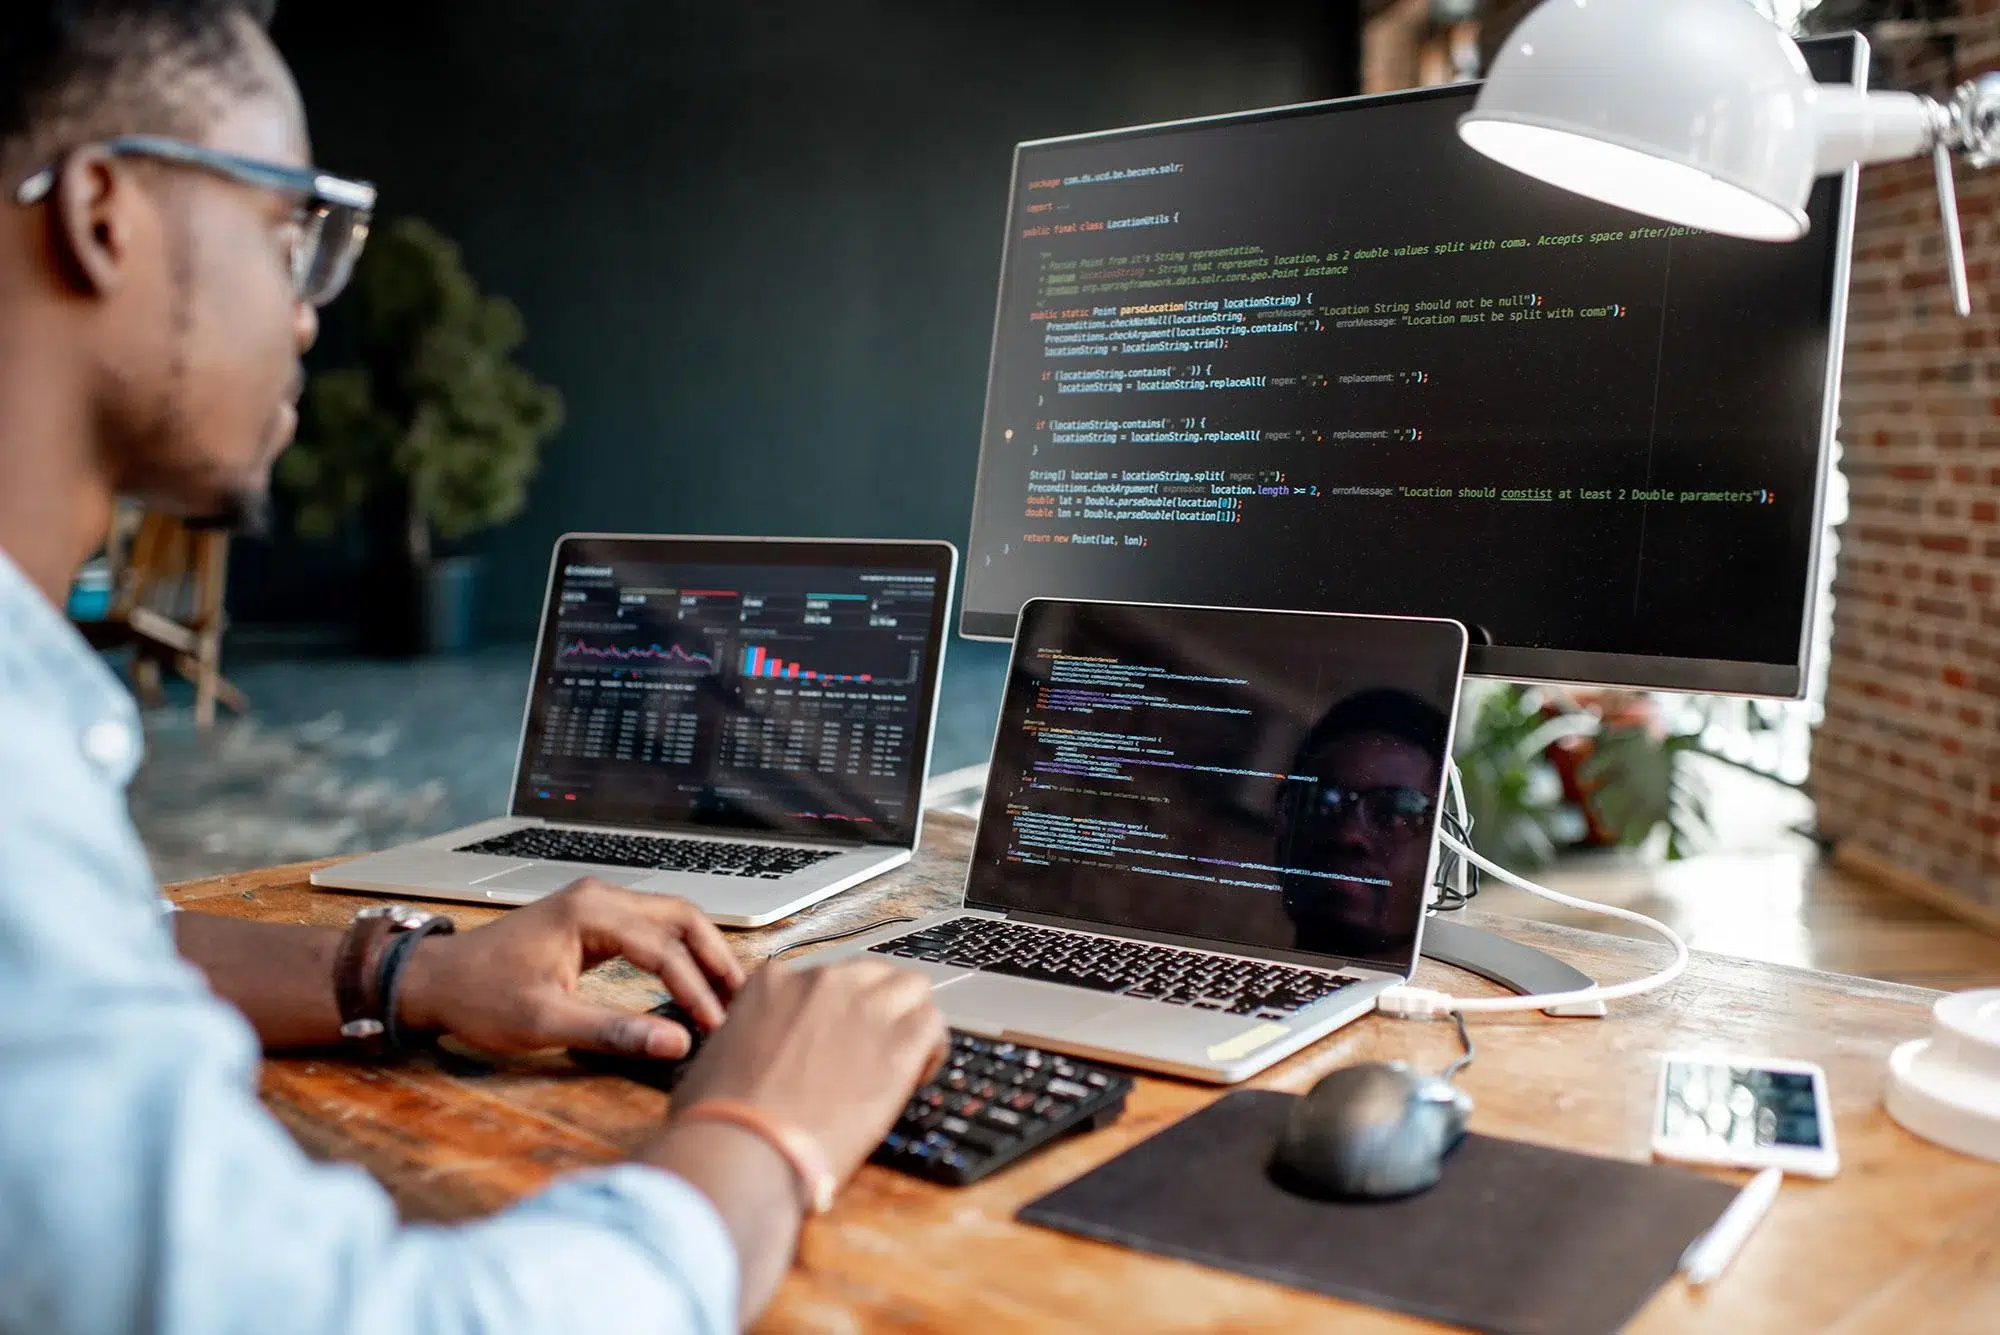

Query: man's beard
[183,487,272,538]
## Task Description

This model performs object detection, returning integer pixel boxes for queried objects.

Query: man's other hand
[396,878,746,1058]
[665,959,949,1183]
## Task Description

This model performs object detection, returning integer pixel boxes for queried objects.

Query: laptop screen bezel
[964,598,1468,977]
[509,533,958,848]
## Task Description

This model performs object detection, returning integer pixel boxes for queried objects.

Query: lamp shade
[1458,0,1822,240]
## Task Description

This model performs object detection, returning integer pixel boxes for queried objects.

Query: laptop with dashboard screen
[314,534,956,927]
[813,598,1467,1082]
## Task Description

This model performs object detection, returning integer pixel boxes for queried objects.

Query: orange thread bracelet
[676,1100,837,1215]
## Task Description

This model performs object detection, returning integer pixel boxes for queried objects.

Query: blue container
[67,561,114,621]
[425,556,482,654]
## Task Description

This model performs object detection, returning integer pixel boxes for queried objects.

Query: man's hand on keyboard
[396,877,746,1057]
[665,958,950,1183]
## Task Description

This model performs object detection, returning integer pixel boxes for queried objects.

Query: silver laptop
[315,534,957,927]
[816,599,1467,1083]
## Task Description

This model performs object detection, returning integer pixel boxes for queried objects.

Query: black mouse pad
[1018,1090,1735,1335]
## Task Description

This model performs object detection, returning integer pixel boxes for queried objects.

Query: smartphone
[1652,1053,1839,1178]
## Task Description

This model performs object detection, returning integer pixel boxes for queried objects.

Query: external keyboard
[868,917,1358,1019]
[875,1031,1132,1185]
[458,827,836,879]
[572,1002,1134,1187]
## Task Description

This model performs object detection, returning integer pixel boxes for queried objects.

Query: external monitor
[960,34,1864,698]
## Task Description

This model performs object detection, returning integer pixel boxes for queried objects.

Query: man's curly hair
[0,1,278,176]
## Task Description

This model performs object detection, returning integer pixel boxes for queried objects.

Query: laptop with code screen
[814,599,1467,1082]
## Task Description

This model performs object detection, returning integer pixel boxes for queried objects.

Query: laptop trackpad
[477,864,645,895]
[933,973,1122,1033]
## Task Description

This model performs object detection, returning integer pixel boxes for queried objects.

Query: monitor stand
[1420,917,1607,1018]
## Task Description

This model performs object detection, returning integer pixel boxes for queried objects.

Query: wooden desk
[168,813,2000,1333]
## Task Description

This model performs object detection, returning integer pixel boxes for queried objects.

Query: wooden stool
[78,511,248,727]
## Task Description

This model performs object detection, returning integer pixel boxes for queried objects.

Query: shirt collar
[0,544,143,786]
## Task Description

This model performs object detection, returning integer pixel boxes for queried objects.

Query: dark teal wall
[252,1,1357,637]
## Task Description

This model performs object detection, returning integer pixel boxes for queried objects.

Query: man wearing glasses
[1276,688,1451,962]
[0,5,946,1333]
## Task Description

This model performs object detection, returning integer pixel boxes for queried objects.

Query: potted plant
[278,217,563,655]
[1453,682,1710,869]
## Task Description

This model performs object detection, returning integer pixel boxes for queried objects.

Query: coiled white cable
[1377,764,1691,1017]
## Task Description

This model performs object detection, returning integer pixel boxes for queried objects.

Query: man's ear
[46,148,147,297]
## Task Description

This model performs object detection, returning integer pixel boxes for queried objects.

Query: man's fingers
[891,976,950,1080]
[540,996,693,1059]
[912,1007,951,1082]
[664,904,745,993]
[620,934,729,1030]
[567,883,745,996]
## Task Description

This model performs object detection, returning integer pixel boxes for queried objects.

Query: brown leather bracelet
[333,913,398,1048]
[333,905,451,1053]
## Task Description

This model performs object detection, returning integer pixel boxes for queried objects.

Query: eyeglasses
[1303,784,1435,837]
[13,134,376,307]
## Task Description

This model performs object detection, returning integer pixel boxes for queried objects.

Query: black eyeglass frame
[12,134,376,306]
[1301,783,1438,836]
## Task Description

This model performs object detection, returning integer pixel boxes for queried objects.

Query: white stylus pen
[1680,1166,1783,1286]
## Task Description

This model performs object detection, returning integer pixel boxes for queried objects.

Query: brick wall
[1811,6,2000,917]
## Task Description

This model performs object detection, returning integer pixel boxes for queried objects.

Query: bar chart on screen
[738,644,923,686]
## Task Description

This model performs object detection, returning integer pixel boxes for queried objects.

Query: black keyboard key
[980,1106,1026,1131]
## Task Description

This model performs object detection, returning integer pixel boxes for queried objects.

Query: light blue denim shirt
[0,548,738,1335]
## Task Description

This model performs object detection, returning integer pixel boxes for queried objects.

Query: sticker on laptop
[1207,1022,1291,1061]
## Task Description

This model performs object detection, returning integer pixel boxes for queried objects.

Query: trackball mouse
[1269,1061,1472,1201]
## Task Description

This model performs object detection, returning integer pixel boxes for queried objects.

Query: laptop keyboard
[457,828,837,879]
[868,917,1359,1018]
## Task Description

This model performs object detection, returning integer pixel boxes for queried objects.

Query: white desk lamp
[1456,0,2000,314]
[1455,0,2000,1164]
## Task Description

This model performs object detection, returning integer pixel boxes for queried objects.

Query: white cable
[1379,765,1691,1017]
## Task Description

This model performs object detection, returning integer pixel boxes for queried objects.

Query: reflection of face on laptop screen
[968,601,1465,970]
[512,539,950,845]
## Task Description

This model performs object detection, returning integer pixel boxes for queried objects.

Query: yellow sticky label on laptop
[1206,1022,1290,1062]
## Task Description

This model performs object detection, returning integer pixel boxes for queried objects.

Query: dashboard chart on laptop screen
[513,544,948,844]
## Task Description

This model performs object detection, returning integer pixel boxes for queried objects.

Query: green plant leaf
[1578,727,1709,854]
[1453,683,1577,870]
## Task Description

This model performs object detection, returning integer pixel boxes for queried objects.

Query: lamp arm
[1813,78,2000,319]
[1936,74,2000,316]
